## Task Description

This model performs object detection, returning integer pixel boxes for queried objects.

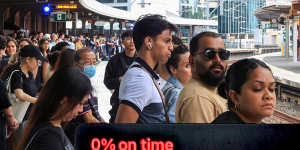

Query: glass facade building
[218,0,266,36]
[180,0,218,19]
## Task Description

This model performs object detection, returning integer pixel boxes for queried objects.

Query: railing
[276,100,300,118]
[257,47,281,54]
[273,110,300,123]
[224,40,256,49]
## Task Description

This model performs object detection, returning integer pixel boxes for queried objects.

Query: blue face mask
[83,65,96,78]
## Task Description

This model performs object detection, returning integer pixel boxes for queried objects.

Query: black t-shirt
[104,52,136,122]
[212,111,245,124]
[35,65,43,91]
[10,67,38,97]
[26,122,74,150]
[0,80,10,111]
[123,53,135,66]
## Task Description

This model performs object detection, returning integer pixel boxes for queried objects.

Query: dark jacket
[103,52,136,123]
[0,80,11,110]
[0,80,11,150]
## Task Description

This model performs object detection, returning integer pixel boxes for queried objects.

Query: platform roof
[254,5,291,21]
[167,16,217,26]
[79,0,217,26]
[79,0,138,21]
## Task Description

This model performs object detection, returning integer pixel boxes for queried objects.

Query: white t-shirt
[119,60,165,123]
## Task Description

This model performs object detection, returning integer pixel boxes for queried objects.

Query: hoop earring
[234,103,240,112]
[148,42,152,49]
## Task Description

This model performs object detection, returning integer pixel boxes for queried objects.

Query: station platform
[250,52,300,88]
[92,52,300,122]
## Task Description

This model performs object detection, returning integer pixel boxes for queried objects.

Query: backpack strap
[131,64,170,123]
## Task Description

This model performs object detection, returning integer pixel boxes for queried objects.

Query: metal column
[286,20,290,57]
[109,21,114,37]
[293,19,298,62]
[118,21,122,37]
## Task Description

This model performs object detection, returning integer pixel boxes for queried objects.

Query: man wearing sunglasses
[176,31,229,123]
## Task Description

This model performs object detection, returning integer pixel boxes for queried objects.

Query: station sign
[261,23,278,29]
[50,11,78,22]
[51,12,67,21]
[56,4,77,9]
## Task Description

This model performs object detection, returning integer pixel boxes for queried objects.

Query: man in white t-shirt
[115,15,177,123]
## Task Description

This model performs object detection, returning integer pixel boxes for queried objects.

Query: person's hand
[7,116,19,130]
[43,52,48,57]
[6,116,19,139]
[119,76,123,81]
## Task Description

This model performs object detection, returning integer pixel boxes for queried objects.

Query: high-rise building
[266,0,291,6]
[218,0,266,38]
[179,0,218,19]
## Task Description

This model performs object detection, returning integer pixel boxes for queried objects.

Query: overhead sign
[262,23,278,29]
[36,0,48,3]
[56,4,77,9]
[51,12,67,21]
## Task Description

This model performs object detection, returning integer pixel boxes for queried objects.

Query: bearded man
[175,31,230,123]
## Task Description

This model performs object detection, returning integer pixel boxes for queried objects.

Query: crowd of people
[0,14,277,150]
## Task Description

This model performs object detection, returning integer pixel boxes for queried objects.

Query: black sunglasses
[198,48,230,60]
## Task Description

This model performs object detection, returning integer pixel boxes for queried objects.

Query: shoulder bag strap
[24,126,52,150]
[6,70,21,93]
[131,64,170,123]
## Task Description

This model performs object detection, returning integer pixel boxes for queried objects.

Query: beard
[198,63,225,87]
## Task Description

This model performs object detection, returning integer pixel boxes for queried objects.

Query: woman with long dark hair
[44,48,75,83]
[16,67,93,150]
